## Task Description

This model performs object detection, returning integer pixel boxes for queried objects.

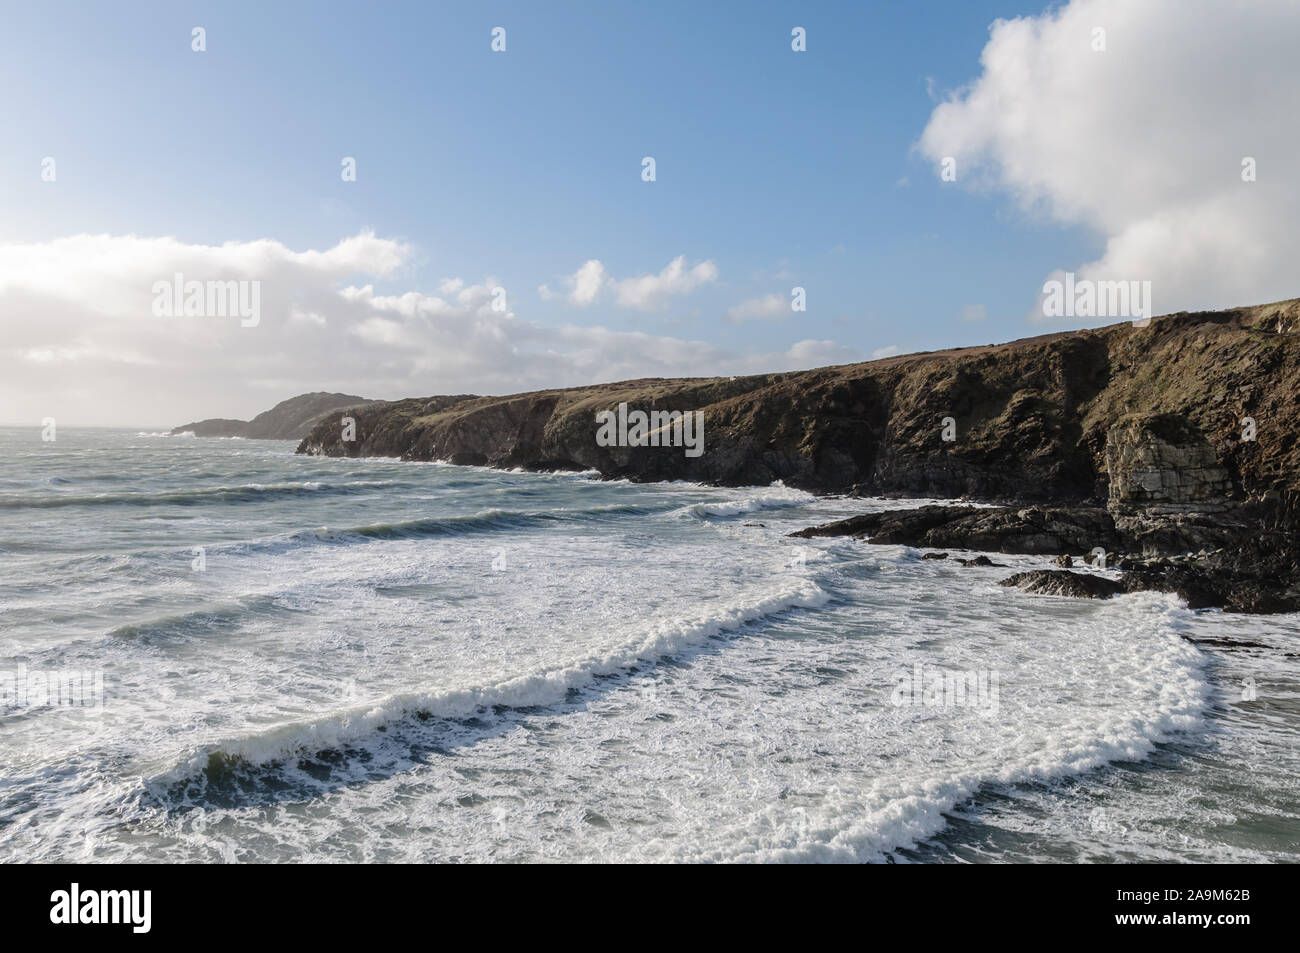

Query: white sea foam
[1,428,1294,864]
[676,482,817,519]
[146,574,830,783]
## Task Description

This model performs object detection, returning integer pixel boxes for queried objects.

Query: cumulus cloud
[918,0,1300,318]
[724,293,789,325]
[550,255,718,310]
[0,232,852,425]
[778,339,861,369]
[570,259,610,306]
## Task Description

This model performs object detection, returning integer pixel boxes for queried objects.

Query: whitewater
[0,428,1296,863]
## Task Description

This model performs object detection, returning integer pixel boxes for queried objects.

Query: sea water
[0,428,1295,862]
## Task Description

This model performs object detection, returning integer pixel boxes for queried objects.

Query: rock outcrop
[790,504,1123,554]
[1105,414,1234,513]
[173,392,376,440]
[999,571,1126,600]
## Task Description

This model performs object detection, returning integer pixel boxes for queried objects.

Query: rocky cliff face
[173,392,375,440]
[297,299,1300,519]
[289,298,1300,612]
[1105,414,1235,514]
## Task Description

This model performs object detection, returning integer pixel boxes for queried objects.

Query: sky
[1,0,1296,427]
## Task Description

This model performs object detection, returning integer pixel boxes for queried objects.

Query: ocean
[1,427,1296,863]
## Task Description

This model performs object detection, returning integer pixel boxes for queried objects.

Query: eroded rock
[999,570,1125,599]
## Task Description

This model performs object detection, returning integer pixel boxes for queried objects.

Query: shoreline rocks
[999,571,1125,600]
[789,504,1124,554]
[790,502,1300,613]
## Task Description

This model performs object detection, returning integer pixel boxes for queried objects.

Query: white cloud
[724,292,788,325]
[781,339,860,368]
[0,233,851,425]
[552,255,718,310]
[871,345,900,360]
[570,259,609,306]
[612,256,718,310]
[918,0,1300,317]
[960,304,987,323]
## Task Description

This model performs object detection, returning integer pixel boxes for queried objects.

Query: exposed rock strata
[1000,571,1126,600]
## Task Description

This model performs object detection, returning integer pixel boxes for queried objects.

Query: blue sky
[1,0,1291,424]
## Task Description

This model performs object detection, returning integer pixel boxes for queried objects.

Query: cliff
[295,299,1300,515]
[172,392,375,440]
[290,298,1300,611]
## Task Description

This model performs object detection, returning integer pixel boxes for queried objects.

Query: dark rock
[790,504,1120,555]
[999,570,1125,599]
[957,555,1000,567]
[920,552,949,560]
[1052,554,1074,567]
[1120,533,1300,612]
